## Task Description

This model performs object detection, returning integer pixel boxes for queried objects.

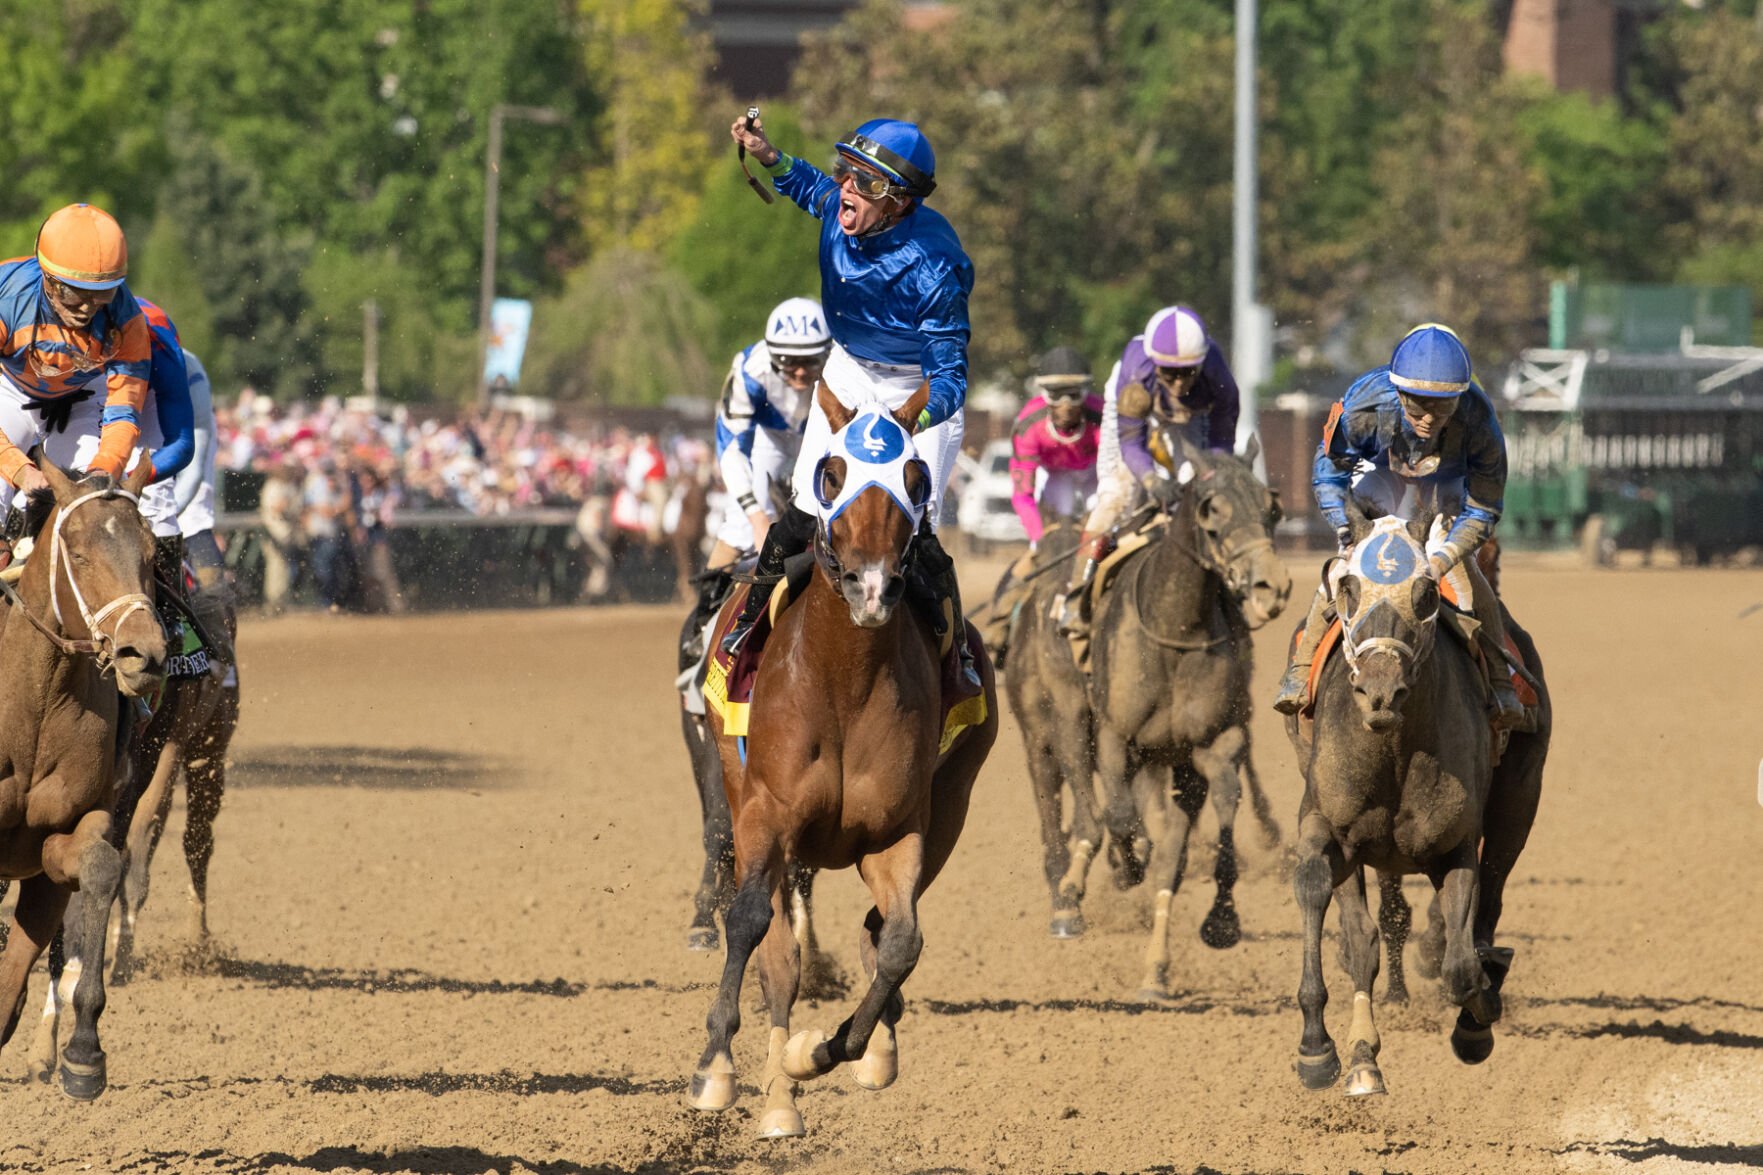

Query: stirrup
[719,619,755,658]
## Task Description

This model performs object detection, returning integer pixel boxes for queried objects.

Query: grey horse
[1085,438,1291,999]
[1283,503,1550,1097]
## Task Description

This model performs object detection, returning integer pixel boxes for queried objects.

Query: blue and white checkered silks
[811,406,931,531]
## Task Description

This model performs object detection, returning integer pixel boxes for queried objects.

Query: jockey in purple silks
[1054,305,1240,640]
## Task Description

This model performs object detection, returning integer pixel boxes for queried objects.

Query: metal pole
[476,105,505,408]
[1232,0,1268,467]
[363,299,380,401]
[476,104,562,408]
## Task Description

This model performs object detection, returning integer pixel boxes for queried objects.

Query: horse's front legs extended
[42,809,123,1099]
[691,858,778,1112]
[1375,871,1413,1004]
[1137,762,1206,1001]
[753,884,805,1137]
[1293,809,1350,1089]
[784,833,923,1085]
[1195,729,1247,951]
[1431,841,1499,1065]
[1334,868,1385,1096]
[1095,730,1145,890]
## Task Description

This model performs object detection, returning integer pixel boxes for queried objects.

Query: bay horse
[689,384,997,1138]
[1283,504,1550,1096]
[1086,437,1291,999]
[675,600,829,989]
[0,455,165,1099]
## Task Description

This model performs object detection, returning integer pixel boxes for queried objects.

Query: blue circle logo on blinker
[845,413,907,465]
[1361,533,1416,584]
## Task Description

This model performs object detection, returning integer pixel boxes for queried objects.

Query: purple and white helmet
[1144,305,1210,369]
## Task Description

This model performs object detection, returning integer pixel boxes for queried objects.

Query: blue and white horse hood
[812,406,930,529]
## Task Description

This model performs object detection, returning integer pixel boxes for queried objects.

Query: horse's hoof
[1048,909,1086,939]
[1199,909,1241,950]
[28,1055,54,1085]
[757,1107,806,1139]
[59,1054,106,1102]
[1344,1062,1387,1097]
[685,927,719,952]
[851,1034,898,1091]
[1451,1015,1495,1065]
[688,1066,738,1111]
[782,1028,828,1082]
[1296,1045,1340,1090]
[1136,984,1172,1004]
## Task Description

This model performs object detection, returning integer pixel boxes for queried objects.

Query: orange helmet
[36,203,128,290]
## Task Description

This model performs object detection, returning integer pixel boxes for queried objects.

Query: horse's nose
[112,644,166,698]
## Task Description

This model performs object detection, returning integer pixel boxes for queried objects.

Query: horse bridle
[1332,542,1439,685]
[0,487,155,675]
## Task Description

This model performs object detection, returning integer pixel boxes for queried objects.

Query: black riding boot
[683,567,733,662]
[913,527,981,690]
[153,534,185,590]
[720,505,816,656]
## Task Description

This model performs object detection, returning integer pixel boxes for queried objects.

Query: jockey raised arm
[1272,323,1522,726]
[1055,304,1240,639]
[721,110,979,686]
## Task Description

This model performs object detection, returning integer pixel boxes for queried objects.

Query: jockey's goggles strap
[840,134,935,197]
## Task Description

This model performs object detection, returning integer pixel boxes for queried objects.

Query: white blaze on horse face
[853,560,892,626]
[812,408,927,531]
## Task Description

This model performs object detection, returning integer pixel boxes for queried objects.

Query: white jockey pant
[791,344,963,532]
[0,373,180,538]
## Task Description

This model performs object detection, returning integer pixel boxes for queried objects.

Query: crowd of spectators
[219,389,715,612]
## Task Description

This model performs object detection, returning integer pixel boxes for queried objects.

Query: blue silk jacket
[1314,367,1507,559]
[766,154,974,428]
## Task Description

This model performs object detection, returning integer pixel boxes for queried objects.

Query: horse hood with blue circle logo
[812,407,929,529]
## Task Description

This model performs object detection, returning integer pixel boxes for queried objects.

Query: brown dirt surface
[2,556,1761,1174]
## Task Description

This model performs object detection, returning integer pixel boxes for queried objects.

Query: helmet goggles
[833,156,906,200]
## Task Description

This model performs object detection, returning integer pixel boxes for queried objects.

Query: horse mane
[20,488,54,540]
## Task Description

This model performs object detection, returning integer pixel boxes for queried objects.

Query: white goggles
[812,409,930,529]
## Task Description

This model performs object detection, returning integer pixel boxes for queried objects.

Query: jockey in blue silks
[1272,324,1524,725]
[722,111,979,686]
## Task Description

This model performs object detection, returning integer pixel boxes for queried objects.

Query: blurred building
[1501,0,1669,100]
[707,0,951,96]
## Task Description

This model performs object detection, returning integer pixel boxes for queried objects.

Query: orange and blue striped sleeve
[88,294,152,479]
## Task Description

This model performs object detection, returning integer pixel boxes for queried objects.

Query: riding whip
[738,106,775,205]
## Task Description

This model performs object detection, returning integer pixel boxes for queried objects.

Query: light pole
[1232,0,1270,466]
[477,103,562,407]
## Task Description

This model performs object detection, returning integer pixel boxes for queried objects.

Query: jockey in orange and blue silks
[1273,324,1523,725]
[722,112,979,686]
[0,205,152,526]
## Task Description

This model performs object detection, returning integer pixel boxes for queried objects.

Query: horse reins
[1128,491,1272,651]
[0,488,154,675]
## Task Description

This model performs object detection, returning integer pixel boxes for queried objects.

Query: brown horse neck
[794,568,926,691]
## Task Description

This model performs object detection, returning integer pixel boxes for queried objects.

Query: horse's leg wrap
[1273,583,1334,715]
[722,506,813,654]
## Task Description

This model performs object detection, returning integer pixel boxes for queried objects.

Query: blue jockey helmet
[836,119,937,198]
[1388,323,1472,398]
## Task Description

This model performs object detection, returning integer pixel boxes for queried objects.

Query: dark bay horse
[1086,438,1291,999]
[1001,519,1105,938]
[1284,506,1550,1097]
[0,457,165,1099]
[689,385,997,1138]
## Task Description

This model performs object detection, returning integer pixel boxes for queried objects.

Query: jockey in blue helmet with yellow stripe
[1272,324,1523,725]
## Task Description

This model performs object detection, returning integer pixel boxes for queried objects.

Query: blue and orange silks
[0,256,150,483]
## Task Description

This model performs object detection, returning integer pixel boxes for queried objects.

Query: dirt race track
[2,556,1761,1174]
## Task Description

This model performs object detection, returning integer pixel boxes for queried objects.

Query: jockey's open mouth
[835,162,903,236]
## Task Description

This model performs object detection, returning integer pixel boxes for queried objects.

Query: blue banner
[484,297,534,387]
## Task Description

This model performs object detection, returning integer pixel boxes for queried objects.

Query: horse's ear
[1176,431,1207,470]
[1342,494,1373,545]
[1407,506,1436,548]
[1239,433,1261,466]
[817,381,855,433]
[123,450,155,497]
[31,446,75,502]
